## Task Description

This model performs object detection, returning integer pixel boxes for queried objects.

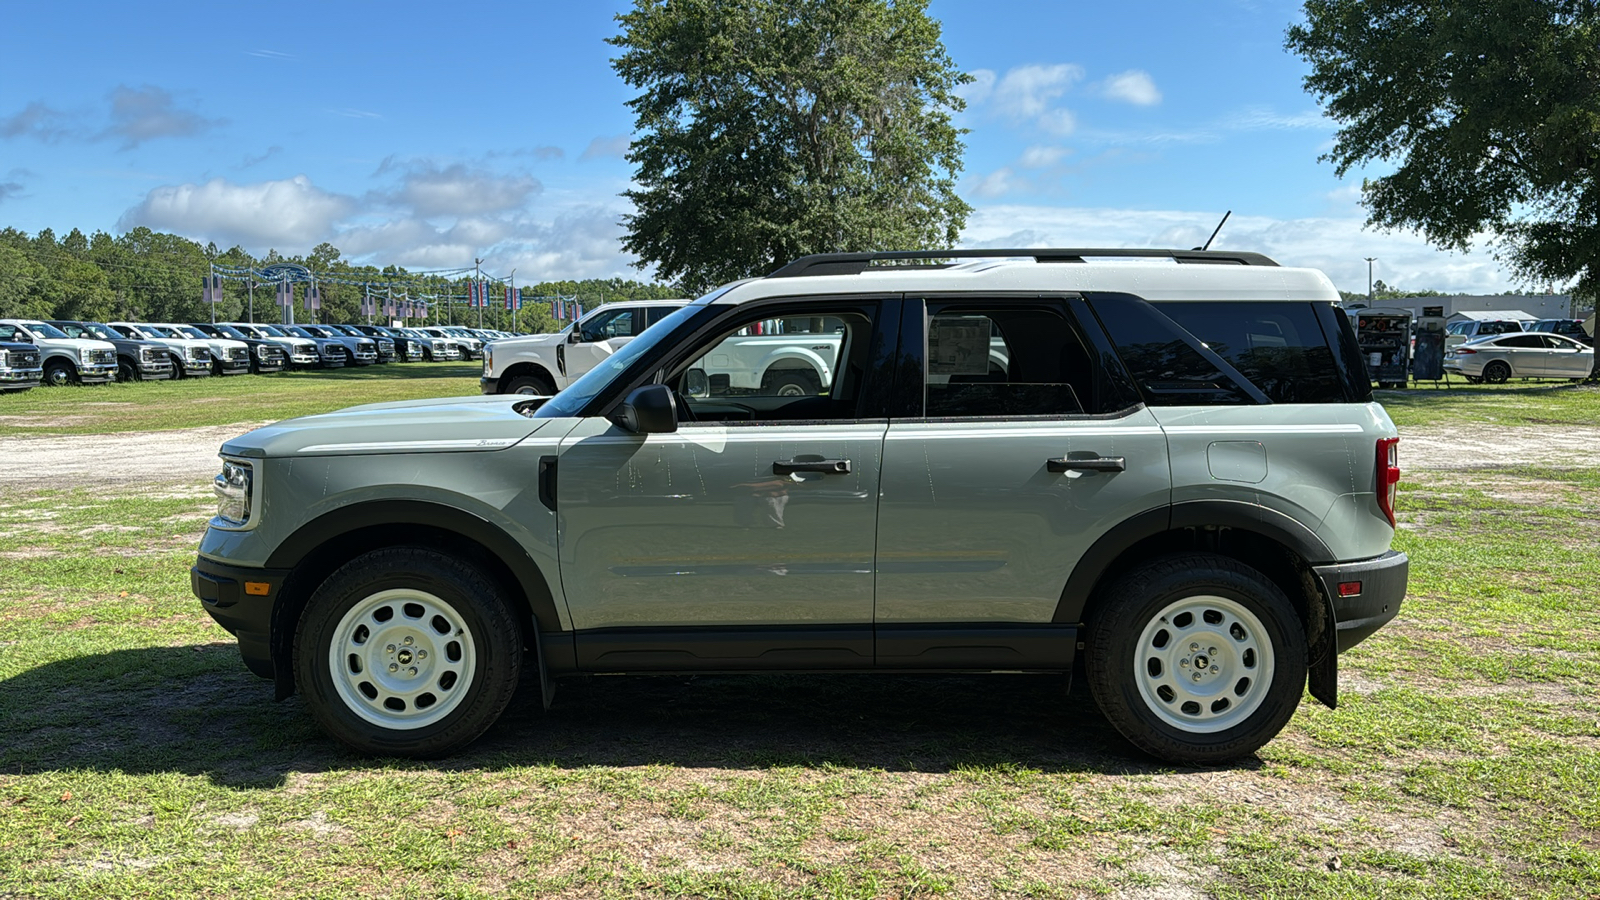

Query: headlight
[256,344,271,359]
[0,351,8,367]
[483,345,493,368]
[213,460,253,527]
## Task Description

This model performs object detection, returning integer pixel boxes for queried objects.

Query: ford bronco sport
[192,248,1407,763]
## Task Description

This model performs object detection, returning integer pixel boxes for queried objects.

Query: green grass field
[0,362,484,437]
[2,381,1599,897]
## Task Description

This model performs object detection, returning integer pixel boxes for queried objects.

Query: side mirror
[610,384,678,434]
[568,329,583,344]
[685,368,710,398]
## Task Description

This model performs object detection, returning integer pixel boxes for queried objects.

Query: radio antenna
[1197,210,1232,251]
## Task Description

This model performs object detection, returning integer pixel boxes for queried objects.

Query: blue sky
[0,0,1534,293]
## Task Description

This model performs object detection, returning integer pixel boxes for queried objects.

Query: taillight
[1456,348,1477,354]
[1376,437,1400,528]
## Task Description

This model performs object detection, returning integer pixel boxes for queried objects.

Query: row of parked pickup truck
[0,318,512,392]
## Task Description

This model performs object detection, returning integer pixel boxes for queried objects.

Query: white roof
[1452,309,1537,321]
[710,259,1341,306]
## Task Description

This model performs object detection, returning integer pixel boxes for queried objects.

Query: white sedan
[1445,332,1594,383]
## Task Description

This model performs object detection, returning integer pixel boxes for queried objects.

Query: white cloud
[580,134,631,161]
[1098,70,1162,106]
[961,204,1521,294]
[382,161,541,217]
[967,168,1018,199]
[990,63,1084,120]
[118,175,355,248]
[1224,106,1327,130]
[1018,146,1069,169]
[1037,109,1076,137]
[957,69,997,105]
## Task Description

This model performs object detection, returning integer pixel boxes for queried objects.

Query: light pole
[1365,257,1378,303]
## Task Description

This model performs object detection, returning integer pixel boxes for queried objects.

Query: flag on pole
[276,281,292,308]
[201,274,223,303]
[305,285,322,311]
[383,296,395,317]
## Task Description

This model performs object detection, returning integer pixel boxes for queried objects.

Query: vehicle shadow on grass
[279,361,481,382]
[0,643,1237,789]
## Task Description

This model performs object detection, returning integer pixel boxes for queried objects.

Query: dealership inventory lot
[1,382,1598,898]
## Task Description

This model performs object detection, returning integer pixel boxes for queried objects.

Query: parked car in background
[480,300,686,395]
[1445,332,1595,383]
[419,326,481,360]
[186,323,289,375]
[284,324,378,366]
[0,339,43,392]
[151,323,251,376]
[0,319,118,386]
[347,325,423,361]
[225,323,322,368]
[47,320,174,382]
[1444,317,1524,351]
[108,322,214,378]
[326,324,396,363]
[1529,318,1594,347]
[398,327,457,361]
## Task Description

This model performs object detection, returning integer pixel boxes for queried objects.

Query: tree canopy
[1287,0,1600,297]
[610,0,972,293]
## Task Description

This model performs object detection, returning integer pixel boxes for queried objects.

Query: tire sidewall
[1088,555,1306,762]
[294,549,520,757]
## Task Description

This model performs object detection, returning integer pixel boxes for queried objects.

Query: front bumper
[318,351,347,368]
[1313,550,1408,653]
[253,355,288,373]
[352,349,379,365]
[180,358,215,376]
[480,375,500,394]
[137,360,175,380]
[192,555,291,680]
[0,367,43,390]
[216,358,252,375]
[76,362,117,384]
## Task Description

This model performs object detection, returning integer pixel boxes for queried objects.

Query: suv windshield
[536,303,708,418]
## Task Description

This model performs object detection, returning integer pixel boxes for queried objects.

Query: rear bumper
[1313,550,1408,653]
[192,555,291,680]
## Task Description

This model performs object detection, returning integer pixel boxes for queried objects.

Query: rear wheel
[1086,553,1306,764]
[504,373,556,396]
[294,548,522,757]
[1483,361,1511,384]
[763,368,821,397]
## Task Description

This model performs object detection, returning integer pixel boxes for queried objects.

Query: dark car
[1529,318,1594,346]
[47,320,175,382]
[189,322,289,374]
[0,340,43,392]
[347,324,423,361]
[283,324,377,366]
[326,324,395,362]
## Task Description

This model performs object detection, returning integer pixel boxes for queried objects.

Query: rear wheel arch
[265,500,561,698]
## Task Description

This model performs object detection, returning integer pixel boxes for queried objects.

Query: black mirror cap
[612,384,678,434]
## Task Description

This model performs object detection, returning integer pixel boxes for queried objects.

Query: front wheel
[1085,553,1306,764]
[504,374,555,396]
[117,359,139,383]
[294,548,523,757]
[42,360,75,387]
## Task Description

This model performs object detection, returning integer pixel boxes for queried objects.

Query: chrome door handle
[1047,457,1125,473]
[773,459,851,475]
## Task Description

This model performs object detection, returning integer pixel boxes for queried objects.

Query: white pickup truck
[480,300,848,398]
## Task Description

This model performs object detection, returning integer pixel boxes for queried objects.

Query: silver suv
[192,248,1407,763]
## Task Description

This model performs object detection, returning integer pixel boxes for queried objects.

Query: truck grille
[189,347,212,361]
[88,349,115,365]
[227,347,250,362]
[141,348,161,364]
[13,349,40,368]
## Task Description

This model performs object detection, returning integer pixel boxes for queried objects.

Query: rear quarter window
[1155,302,1348,404]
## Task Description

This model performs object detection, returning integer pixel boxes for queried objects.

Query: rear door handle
[1047,456,1125,473]
[773,458,851,475]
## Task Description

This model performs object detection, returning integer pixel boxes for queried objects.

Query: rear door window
[1155,302,1348,403]
[921,304,1102,417]
[1087,297,1257,406]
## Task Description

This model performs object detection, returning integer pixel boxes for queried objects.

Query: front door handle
[773,458,851,475]
[1047,456,1125,473]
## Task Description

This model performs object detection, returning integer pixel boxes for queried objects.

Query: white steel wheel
[1133,594,1274,733]
[328,589,478,730]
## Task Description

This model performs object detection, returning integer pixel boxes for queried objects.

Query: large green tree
[610,0,971,293]
[1287,0,1600,297]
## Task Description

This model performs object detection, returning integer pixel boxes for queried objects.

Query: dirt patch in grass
[1400,424,1600,470]
[0,423,264,494]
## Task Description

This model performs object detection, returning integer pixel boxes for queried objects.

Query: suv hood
[221,394,550,458]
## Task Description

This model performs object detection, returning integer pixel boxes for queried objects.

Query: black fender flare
[265,499,562,634]
[1052,500,1335,624]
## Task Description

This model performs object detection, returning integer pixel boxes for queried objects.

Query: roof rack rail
[767,248,1280,278]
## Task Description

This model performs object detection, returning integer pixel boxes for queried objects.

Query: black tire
[1085,553,1306,764]
[42,360,75,387]
[763,368,821,397]
[422,348,434,362]
[117,358,138,383]
[1465,375,1483,384]
[293,548,523,758]
[504,373,555,396]
[168,353,187,379]
[1483,361,1511,384]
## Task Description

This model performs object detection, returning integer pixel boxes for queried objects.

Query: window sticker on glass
[929,316,992,375]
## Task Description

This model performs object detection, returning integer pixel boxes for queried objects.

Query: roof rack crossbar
[767,248,1280,278]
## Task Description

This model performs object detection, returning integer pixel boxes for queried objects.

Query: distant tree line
[0,226,680,332]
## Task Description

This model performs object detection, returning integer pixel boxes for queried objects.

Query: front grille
[189,347,211,361]
[88,349,115,365]
[14,350,40,368]
[141,348,159,363]
[227,347,249,361]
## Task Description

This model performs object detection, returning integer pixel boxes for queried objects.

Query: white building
[1348,294,1573,321]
